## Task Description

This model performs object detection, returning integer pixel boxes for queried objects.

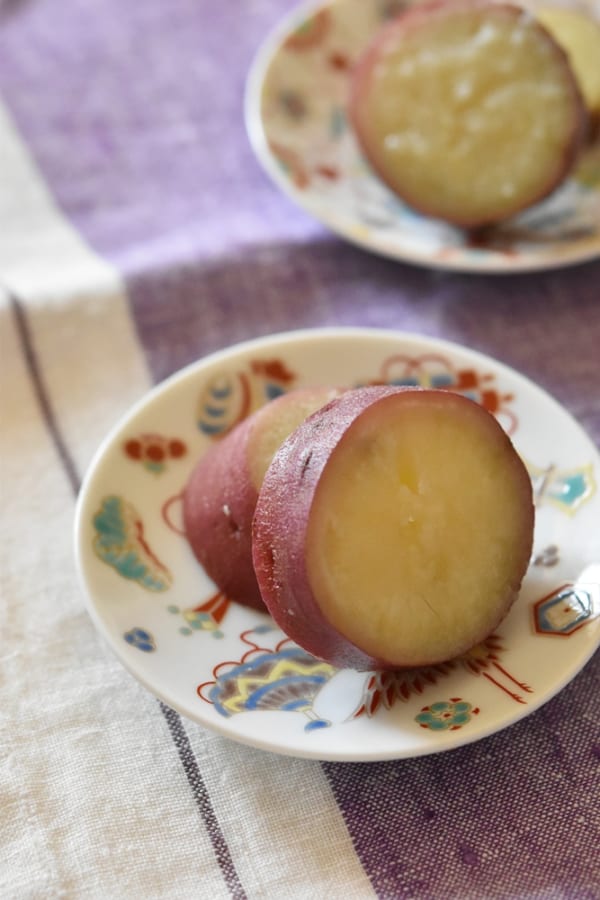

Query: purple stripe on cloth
[9,291,81,494]
[324,662,600,900]
[96,248,600,453]
[159,703,248,900]
[9,294,247,900]
[123,241,600,444]
[0,0,312,262]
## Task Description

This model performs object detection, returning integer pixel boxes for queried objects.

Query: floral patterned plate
[245,0,600,273]
[74,328,600,761]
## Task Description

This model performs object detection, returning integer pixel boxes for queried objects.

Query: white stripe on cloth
[0,289,232,900]
[187,727,378,900]
[0,102,377,899]
[0,103,233,898]
[0,101,151,475]
[0,102,123,304]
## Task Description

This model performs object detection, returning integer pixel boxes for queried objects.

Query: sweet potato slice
[350,1,586,226]
[183,386,341,610]
[253,386,534,669]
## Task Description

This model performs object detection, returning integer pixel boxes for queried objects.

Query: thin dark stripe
[9,289,246,900]
[160,703,248,900]
[9,291,81,495]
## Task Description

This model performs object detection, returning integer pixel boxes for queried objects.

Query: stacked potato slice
[184,385,534,671]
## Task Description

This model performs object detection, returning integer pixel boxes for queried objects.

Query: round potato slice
[183,386,341,610]
[350,0,587,226]
[253,386,534,670]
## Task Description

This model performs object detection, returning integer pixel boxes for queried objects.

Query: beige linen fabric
[0,102,376,899]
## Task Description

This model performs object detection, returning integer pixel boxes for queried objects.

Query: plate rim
[244,0,600,275]
[74,326,600,761]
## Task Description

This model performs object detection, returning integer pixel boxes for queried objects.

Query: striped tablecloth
[1,1,599,898]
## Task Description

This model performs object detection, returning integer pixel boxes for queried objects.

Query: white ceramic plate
[75,328,600,761]
[245,0,600,274]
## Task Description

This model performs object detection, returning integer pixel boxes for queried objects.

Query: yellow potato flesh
[536,8,600,117]
[247,387,341,489]
[306,399,529,667]
[361,9,581,222]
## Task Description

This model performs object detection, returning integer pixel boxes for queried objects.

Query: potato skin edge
[183,387,344,612]
[183,412,266,611]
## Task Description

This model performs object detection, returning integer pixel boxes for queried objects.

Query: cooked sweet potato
[253,385,534,669]
[350,1,587,226]
[183,386,341,609]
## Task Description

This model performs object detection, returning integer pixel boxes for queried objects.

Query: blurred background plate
[245,0,600,273]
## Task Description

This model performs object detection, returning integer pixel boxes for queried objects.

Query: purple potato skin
[183,387,343,612]
[252,386,534,671]
[184,411,266,611]
[253,386,405,667]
